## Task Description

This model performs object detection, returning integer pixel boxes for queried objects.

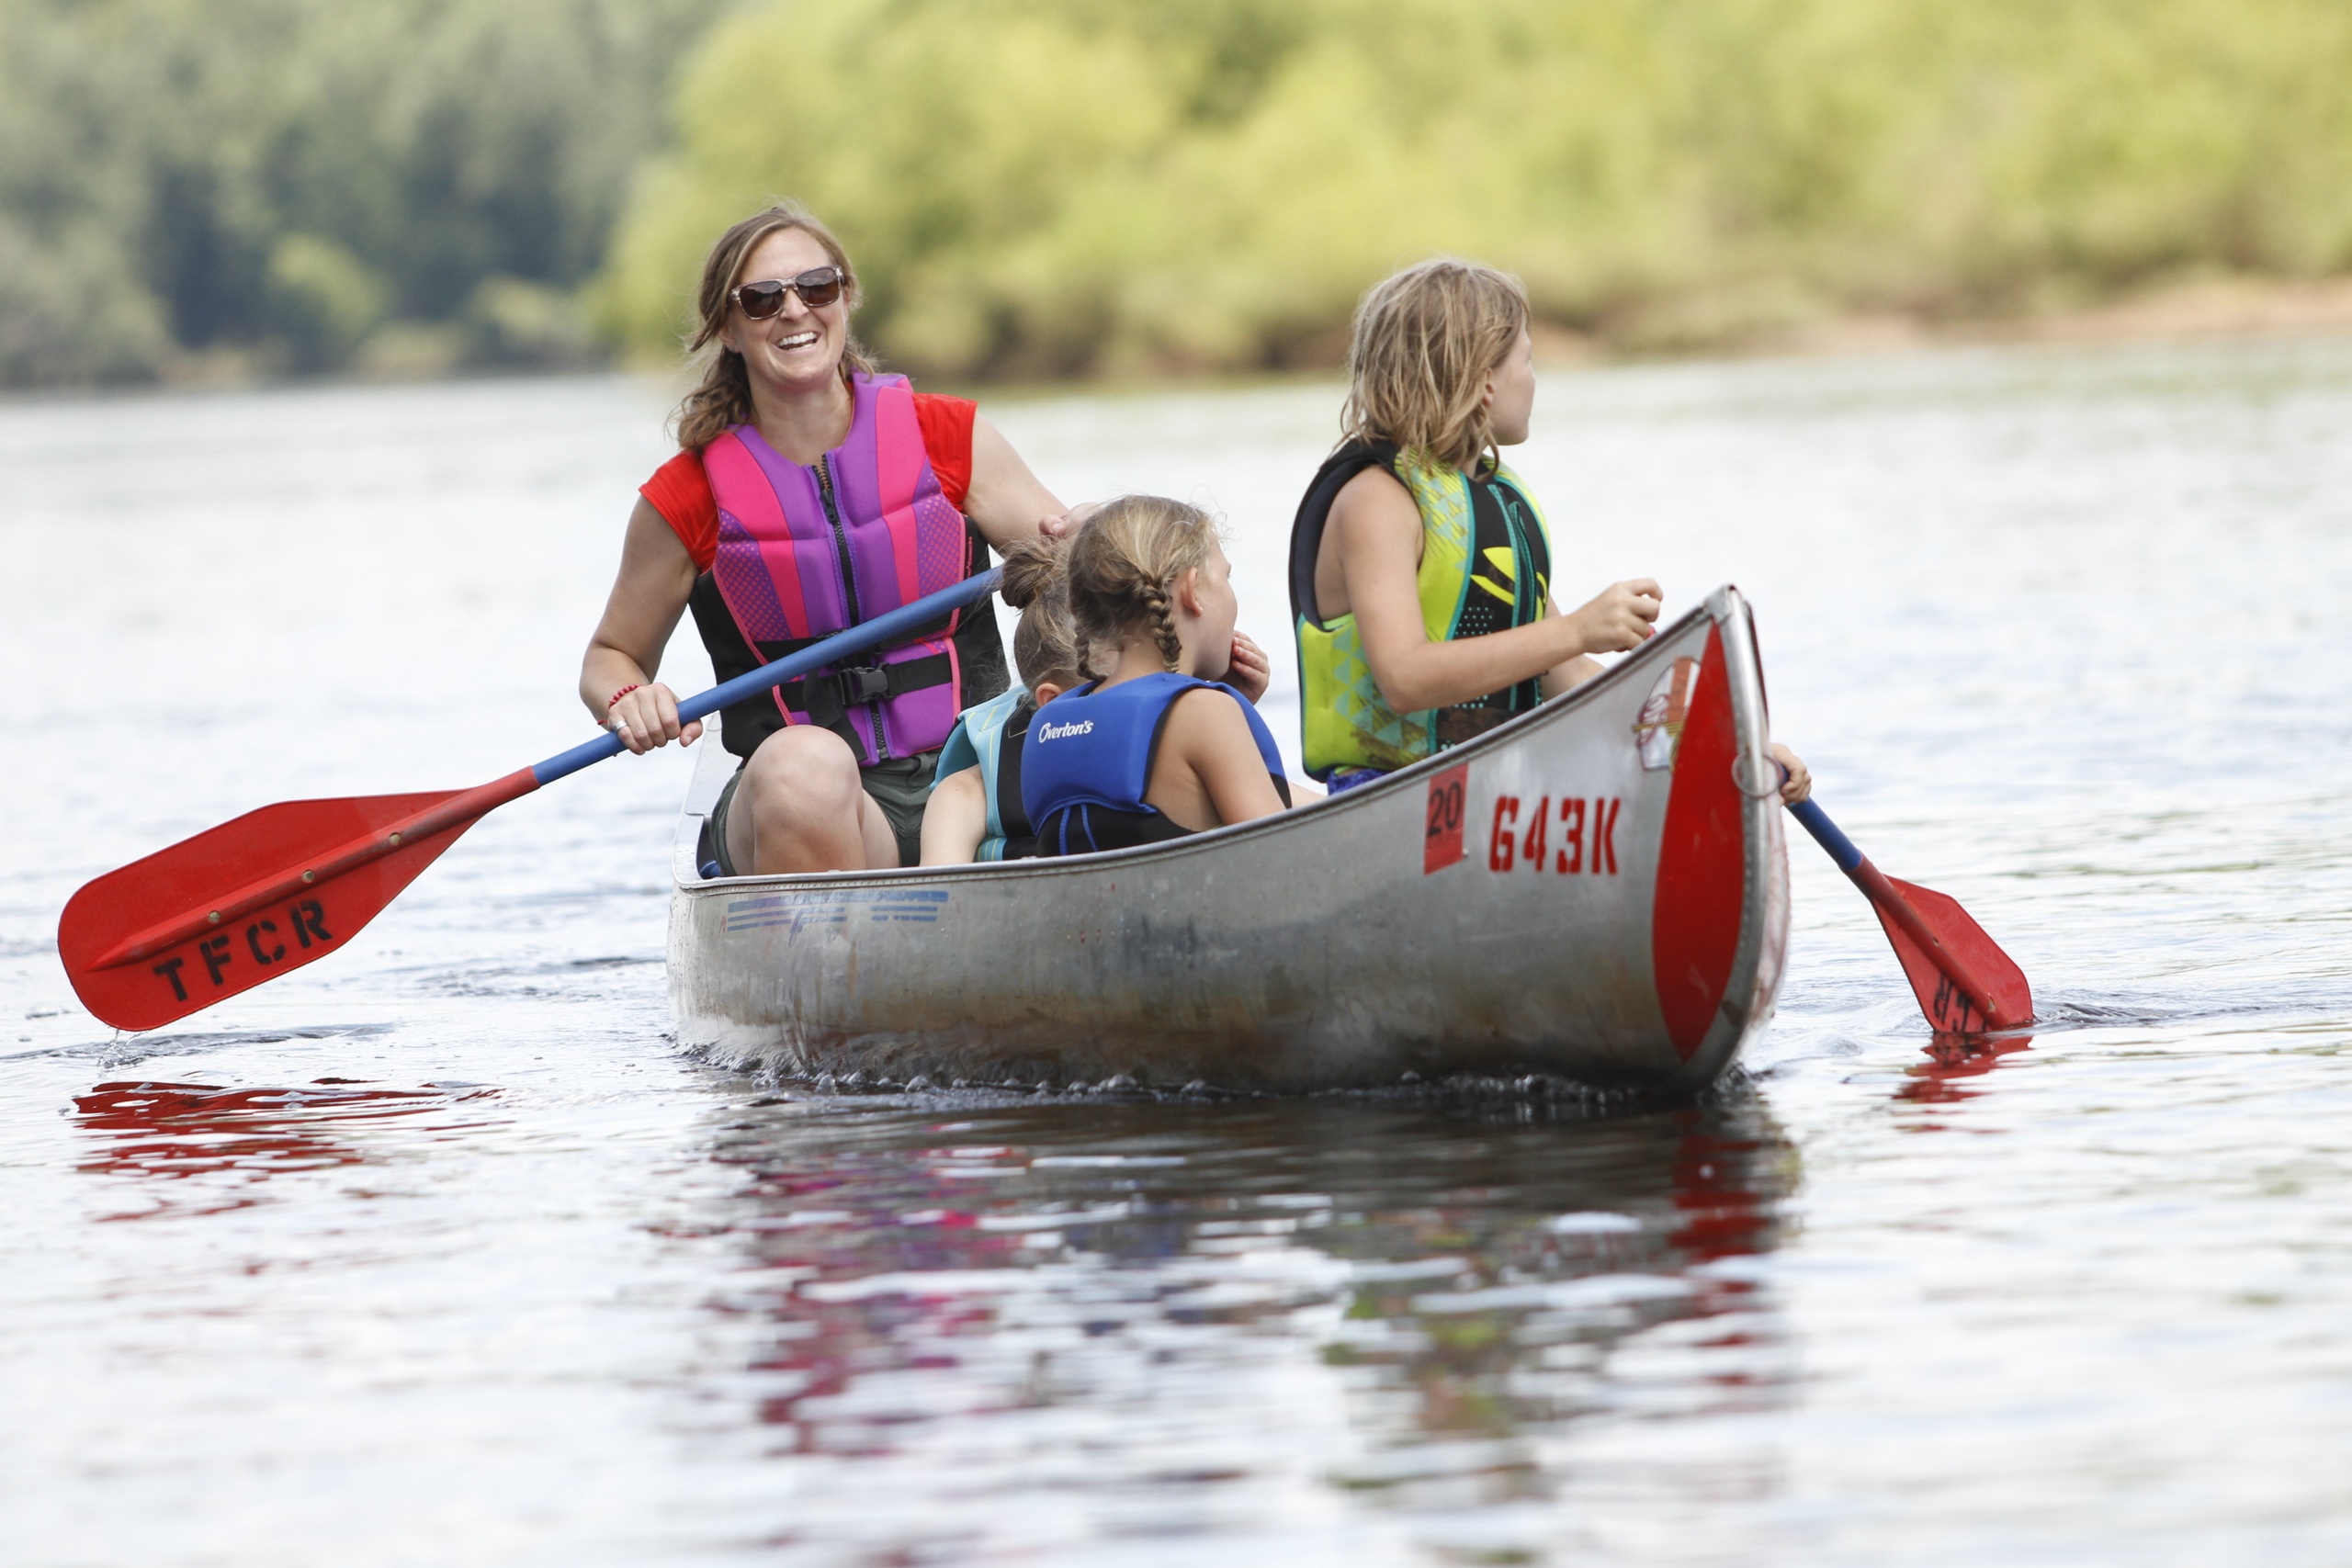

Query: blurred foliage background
[6,0,2352,388]
[0,0,718,385]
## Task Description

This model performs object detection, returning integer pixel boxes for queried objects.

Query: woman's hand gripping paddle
[1785,794,2032,1032]
[58,570,1004,1032]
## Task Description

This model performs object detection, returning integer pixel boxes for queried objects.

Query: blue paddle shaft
[1787,795,1863,874]
[528,568,1004,786]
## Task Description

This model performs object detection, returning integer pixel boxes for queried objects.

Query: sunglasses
[731,266,846,319]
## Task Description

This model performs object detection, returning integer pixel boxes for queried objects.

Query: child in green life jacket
[920,536,1085,863]
[1288,257,1811,801]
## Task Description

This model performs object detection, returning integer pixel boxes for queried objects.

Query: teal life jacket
[932,686,1039,862]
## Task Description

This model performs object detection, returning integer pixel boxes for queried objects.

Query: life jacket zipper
[815,454,887,759]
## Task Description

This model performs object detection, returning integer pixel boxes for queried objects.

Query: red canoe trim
[1651,624,1746,1060]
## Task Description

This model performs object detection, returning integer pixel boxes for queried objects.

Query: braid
[1140,583,1182,671]
[1061,495,1223,678]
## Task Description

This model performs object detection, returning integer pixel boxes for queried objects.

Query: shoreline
[13,274,2352,411]
[1528,274,2352,371]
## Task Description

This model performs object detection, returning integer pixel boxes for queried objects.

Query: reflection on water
[73,1077,504,1219]
[1892,1034,2036,1110]
[685,1089,1794,1555]
[3,337,2350,1564]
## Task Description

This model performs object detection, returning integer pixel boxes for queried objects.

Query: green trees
[7,0,2351,388]
[601,0,2352,379]
[0,0,718,385]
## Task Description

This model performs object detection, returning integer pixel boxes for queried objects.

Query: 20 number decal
[1422,764,1469,874]
[1487,795,1620,875]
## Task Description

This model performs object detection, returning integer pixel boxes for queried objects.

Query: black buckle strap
[778,652,956,728]
[833,665,893,705]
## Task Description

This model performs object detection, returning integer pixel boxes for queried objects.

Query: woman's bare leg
[726,728,900,874]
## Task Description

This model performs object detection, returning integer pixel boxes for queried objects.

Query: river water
[3,336,2348,1565]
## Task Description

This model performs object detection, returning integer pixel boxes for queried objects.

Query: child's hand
[1770,743,1811,805]
[1566,578,1662,654]
[1226,632,1272,702]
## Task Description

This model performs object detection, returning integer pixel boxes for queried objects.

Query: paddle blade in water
[59,787,502,1032]
[1870,875,2034,1033]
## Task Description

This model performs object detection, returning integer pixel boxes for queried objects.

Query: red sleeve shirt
[639,391,978,573]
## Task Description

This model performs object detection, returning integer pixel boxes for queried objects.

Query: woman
[580,204,1076,874]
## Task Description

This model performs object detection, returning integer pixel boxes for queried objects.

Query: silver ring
[1731,751,1781,798]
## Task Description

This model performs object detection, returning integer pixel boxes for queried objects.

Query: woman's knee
[739,728,863,825]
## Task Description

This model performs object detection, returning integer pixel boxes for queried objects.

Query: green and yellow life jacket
[1287,440,1554,781]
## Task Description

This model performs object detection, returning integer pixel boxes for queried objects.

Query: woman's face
[721,227,850,398]
[1484,326,1537,446]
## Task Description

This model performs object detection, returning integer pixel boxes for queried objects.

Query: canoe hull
[668,587,1787,1097]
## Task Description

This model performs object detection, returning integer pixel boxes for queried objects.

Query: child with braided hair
[1021,496,1306,858]
[918,536,1088,863]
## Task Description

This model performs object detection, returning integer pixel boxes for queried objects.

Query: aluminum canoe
[668,585,1789,1097]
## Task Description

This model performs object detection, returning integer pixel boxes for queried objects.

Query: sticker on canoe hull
[1423,764,1468,874]
[1487,795,1622,875]
[1634,657,1702,771]
[724,887,947,933]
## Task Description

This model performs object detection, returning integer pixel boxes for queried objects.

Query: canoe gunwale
[671,592,1736,897]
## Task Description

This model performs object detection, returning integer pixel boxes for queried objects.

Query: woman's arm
[960,413,1068,551]
[582,497,703,753]
[1332,467,1660,713]
[918,767,989,863]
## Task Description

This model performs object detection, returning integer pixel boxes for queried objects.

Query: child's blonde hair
[998,536,1083,689]
[1062,496,1220,679]
[1340,257,1531,473]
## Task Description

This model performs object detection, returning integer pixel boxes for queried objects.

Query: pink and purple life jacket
[687,372,1009,765]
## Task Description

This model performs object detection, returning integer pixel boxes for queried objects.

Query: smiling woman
[578,203,1076,874]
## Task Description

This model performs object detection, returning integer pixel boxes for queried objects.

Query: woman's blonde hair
[999,536,1084,689]
[673,202,876,452]
[1062,496,1219,678]
[1339,257,1531,473]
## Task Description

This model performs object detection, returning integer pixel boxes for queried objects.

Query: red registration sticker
[1423,764,1468,874]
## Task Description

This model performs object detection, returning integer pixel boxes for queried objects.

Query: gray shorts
[708,749,940,874]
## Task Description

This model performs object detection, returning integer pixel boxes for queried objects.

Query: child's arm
[1770,743,1811,805]
[1537,612,1608,696]
[1148,689,1290,831]
[1333,468,1658,711]
[918,768,989,864]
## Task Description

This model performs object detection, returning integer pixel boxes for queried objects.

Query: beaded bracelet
[606,683,642,710]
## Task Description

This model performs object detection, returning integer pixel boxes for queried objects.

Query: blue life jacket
[1022,672,1291,857]
[932,686,1038,861]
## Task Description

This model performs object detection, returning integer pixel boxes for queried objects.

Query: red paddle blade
[1870,875,2033,1034]
[60,791,482,1032]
